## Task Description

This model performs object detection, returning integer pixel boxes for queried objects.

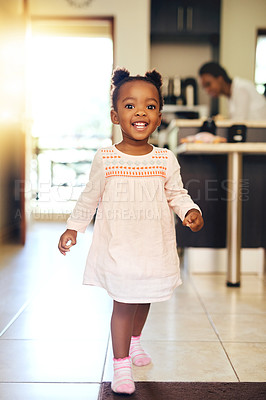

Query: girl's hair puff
[111,67,164,111]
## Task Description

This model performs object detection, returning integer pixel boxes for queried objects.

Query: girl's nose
[135,110,146,116]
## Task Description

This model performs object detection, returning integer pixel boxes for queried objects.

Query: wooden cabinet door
[151,0,220,38]
[187,0,220,35]
[151,0,179,35]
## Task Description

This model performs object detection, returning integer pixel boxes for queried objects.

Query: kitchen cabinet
[151,0,220,41]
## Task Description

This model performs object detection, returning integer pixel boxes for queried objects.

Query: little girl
[58,67,204,395]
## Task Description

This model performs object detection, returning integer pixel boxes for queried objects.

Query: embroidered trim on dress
[101,148,168,178]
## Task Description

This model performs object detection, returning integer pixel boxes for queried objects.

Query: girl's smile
[132,122,148,131]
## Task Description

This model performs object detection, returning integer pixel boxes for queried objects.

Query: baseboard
[183,247,265,276]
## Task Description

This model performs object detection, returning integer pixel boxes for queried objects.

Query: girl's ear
[157,112,162,127]
[111,109,119,125]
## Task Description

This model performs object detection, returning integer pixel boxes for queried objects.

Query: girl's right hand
[58,229,77,255]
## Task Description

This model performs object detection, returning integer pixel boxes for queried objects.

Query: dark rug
[99,382,266,400]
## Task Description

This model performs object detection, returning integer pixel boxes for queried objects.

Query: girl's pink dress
[67,145,201,303]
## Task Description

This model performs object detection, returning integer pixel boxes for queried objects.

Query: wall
[28,0,151,143]
[0,0,152,241]
[28,0,151,74]
[150,42,212,107]
[0,0,25,243]
[220,0,266,116]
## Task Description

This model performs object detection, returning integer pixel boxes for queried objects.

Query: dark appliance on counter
[198,118,217,135]
[163,76,198,106]
[163,76,185,105]
[227,125,247,143]
[175,110,199,119]
[182,77,198,106]
[162,76,171,104]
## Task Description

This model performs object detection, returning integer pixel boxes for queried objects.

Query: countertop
[176,142,266,155]
[169,119,266,128]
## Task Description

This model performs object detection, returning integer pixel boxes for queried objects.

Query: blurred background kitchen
[0,1,266,399]
[0,0,266,239]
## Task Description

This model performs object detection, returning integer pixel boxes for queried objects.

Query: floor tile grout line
[205,315,241,383]
[189,276,241,383]
[0,264,70,339]
[100,331,111,383]
[0,298,33,338]
[1,338,265,344]
[132,339,266,344]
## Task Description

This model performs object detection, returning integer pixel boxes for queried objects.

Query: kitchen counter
[176,142,266,154]
[176,142,266,286]
[170,118,266,128]
[159,118,266,151]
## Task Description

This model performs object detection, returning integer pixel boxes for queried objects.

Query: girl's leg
[132,303,151,336]
[111,301,137,394]
[130,303,152,366]
[111,300,138,359]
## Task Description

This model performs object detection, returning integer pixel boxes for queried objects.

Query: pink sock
[111,356,135,394]
[129,335,152,366]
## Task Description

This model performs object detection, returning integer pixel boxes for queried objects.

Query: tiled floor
[0,221,265,399]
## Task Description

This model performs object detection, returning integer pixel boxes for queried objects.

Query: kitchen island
[162,119,266,285]
[176,142,266,286]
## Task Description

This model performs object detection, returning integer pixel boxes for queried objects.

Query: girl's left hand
[183,209,204,232]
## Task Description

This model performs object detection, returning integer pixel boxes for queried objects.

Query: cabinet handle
[177,7,184,31]
[186,7,193,31]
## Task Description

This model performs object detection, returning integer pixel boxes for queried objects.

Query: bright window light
[28,35,113,147]
[27,33,113,214]
[255,31,266,95]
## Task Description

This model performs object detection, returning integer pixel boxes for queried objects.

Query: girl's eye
[147,105,156,110]
[125,104,134,109]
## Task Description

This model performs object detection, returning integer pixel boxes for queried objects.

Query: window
[26,19,113,216]
[255,29,266,96]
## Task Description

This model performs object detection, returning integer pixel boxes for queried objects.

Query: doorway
[26,18,113,220]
